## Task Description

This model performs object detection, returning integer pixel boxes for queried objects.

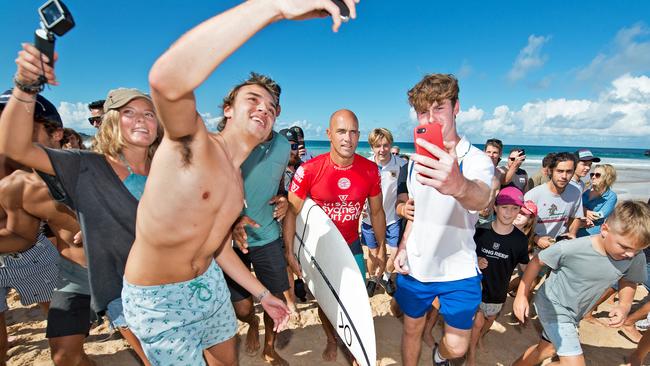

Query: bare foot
[422,331,435,349]
[275,329,293,350]
[322,340,338,362]
[262,347,289,366]
[620,324,643,343]
[245,317,261,356]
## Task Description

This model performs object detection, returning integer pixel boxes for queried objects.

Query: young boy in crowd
[513,201,650,366]
[467,187,530,366]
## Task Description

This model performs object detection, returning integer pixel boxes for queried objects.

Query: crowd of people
[0,1,649,366]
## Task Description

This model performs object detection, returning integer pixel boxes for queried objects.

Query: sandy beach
[4,165,650,366]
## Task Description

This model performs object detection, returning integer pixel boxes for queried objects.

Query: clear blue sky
[2,1,649,147]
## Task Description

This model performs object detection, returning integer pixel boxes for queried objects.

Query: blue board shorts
[361,220,401,249]
[122,260,237,366]
[394,274,481,330]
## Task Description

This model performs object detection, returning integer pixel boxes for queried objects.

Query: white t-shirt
[363,154,406,226]
[405,137,494,282]
[525,182,584,238]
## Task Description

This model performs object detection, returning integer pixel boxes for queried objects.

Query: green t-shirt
[535,236,647,324]
[240,132,290,247]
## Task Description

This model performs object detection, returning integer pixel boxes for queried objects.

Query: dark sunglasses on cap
[290,143,299,151]
[88,116,102,125]
[590,172,602,178]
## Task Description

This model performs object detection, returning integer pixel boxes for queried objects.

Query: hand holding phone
[413,124,444,161]
[330,0,350,20]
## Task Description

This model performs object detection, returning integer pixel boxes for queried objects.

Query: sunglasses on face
[290,143,299,151]
[590,172,602,178]
[88,116,102,125]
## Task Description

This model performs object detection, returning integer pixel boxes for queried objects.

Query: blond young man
[363,128,405,296]
[513,201,650,366]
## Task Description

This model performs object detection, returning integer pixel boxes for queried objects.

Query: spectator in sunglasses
[499,147,528,193]
[571,148,601,193]
[87,99,105,129]
[279,128,301,191]
[578,164,617,237]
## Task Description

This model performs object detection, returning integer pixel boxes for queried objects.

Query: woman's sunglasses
[590,172,602,178]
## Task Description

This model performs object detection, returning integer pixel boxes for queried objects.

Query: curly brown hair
[407,74,459,113]
[217,72,281,131]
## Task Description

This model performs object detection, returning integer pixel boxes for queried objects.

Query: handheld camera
[34,0,75,68]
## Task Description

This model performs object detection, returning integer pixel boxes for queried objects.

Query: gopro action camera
[34,0,75,67]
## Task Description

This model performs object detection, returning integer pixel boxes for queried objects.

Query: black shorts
[225,237,289,302]
[46,290,92,338]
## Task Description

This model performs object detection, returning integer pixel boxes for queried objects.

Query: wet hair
[485,138,503,153]
[35,118,62,137]
[92,101,162,160]
[542,153,556,168]
[606,201,650,248]
[221,72,281,114]
[61,128,84,149]
[407,74,459,113]
[509,147,524,156]
[88,100,105,111]
[548,152,577,171]
[368,128,394,146]
[593,164,617,190]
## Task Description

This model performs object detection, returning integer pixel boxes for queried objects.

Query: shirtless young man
[285,109,387,363]
[0,171,91,366]
[122,1,356,364]
[0,94,69,366]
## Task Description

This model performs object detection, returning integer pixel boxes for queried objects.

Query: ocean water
[304,140,650,168]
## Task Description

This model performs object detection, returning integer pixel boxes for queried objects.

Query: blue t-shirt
[240,132,290,247]
[577,188,617,237]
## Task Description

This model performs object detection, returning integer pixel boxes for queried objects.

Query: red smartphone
[413,124,444,160]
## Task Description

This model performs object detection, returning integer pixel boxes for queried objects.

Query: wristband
[255,289,270,302]
[14,77,44,95]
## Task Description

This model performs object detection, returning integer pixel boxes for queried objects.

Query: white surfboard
[293,198,376,366]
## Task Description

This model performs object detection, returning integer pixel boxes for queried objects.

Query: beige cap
[103,88,152,113]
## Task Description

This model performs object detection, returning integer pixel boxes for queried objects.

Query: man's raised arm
[149,0,351,139]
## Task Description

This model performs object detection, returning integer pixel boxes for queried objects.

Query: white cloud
[457,60,473,79]
[274,119,325,139]
[577,23,650,83]
[199,112,223,132]
[57,102,91,133]
[457,106,484,123]
[408,107,418,123]
[464,74,650,146]
[507,35,551,82]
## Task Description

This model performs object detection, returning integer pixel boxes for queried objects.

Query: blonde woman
[0,44,160,365]
[578,164,617,237]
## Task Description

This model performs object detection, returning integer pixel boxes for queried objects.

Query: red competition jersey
[290,153,381,244]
